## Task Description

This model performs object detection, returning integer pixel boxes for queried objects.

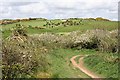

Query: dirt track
[70,55,101,78]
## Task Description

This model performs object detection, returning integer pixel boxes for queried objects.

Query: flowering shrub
[2,29,50,78]
[73,29,118,52]
[31,29,118,53]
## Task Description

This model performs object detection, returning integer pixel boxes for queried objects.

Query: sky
[0,0,119,21]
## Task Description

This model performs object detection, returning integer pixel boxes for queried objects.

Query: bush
[2,29,50,78]
[12,24,28,37]
[72,29,118,53]
[96,17,110,21]
[30,29,118,53]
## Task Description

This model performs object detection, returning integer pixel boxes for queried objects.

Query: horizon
[0,17,116,21]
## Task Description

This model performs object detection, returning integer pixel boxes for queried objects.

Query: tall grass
[84,52,118,78]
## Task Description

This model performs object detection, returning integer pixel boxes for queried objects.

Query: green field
[1,19,118,38]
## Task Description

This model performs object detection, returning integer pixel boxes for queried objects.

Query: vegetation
[1,17,118,78]
[1,18,117,38]
[2,27,50,78]
[84,53,118,78]
[40,48,91,78]
[31,29,118,53]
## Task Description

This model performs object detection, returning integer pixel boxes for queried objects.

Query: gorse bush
[2,39,50,78]
[73,29,118,53]
[95,17,110,21]
[31,29,118,53]
[2,28,50,78]
[11,24,27,36]
[72,29,118,53]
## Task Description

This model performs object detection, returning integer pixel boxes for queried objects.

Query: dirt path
[70,55,100,78]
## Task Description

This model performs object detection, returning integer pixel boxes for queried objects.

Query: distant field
[1,20,118,31]
[1,19,118,38]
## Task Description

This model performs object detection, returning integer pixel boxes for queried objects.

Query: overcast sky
[0,0,119,21]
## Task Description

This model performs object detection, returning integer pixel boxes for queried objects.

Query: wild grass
[47,48,94,78]
[84,52,118,78]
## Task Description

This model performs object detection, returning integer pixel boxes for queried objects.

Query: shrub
[96,17,110,21]
[30,29,118,53]
[2,28,50,78]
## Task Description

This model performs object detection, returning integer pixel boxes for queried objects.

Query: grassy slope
[83,52,118,78]
[46,48,97,78]
[47,48,118,78]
